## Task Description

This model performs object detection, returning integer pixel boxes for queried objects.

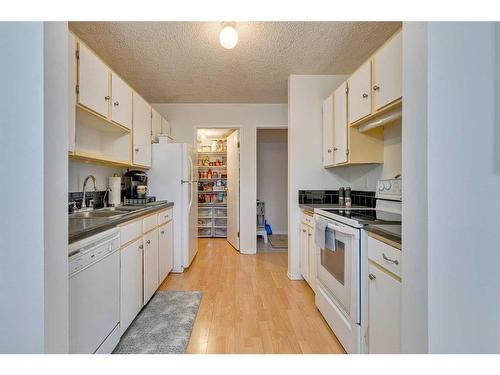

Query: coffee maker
[123,170,148,199]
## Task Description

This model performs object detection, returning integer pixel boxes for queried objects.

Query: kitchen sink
[69,206,145,219]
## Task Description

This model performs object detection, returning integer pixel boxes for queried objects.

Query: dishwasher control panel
[69,229,120,276]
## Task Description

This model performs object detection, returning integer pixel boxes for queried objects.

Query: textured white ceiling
[69,22,401,104]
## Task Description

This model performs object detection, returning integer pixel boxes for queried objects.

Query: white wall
[69,160,125,192]
[0,22,69,353]
[257,129,288,234]
[287,75,348,278]
[153,103,288,254]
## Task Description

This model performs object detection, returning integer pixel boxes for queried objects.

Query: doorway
[196,128,240,251]
[256,128,288,252]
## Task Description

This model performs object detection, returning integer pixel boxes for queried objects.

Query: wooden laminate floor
[159,238,345,354]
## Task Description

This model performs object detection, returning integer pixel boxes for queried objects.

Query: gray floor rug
[113,291,201,354]
[268,234,288,249]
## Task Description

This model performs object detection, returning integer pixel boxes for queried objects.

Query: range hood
[358,108,402,133]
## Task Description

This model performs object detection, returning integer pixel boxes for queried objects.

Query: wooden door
[348,60,372,124]
[143,228,159,304]
[373,31,402,110]
[334,82,348,165]
[120,238,143,334]
[78,42,109,117]
[226,130,240,250]
[368,262,401,353]
[151,108,162,143]
[132,93,152,167]
[111,72,133,129]
[322,94,334,167]
[158,221,173,283]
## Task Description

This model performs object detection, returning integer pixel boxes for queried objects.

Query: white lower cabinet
[143,228,159,305]
[367,237,401,353]
[120,238,143,335]
[300,211,316,292]
[158,221,173,284]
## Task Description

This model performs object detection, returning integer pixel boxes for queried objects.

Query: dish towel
[314,217,328,249]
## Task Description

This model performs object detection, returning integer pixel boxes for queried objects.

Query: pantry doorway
[196,128,240,251]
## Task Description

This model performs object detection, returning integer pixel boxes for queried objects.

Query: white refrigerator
[148,137,198,272]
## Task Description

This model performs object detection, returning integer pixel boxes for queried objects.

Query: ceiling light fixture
[219,22,238,50]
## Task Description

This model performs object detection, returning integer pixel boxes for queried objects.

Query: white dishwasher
[69,227,121,354]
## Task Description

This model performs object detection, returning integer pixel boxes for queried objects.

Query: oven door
[316,218,360,322]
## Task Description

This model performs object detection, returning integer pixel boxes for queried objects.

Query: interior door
[226,130,240,250]
[78,42,110,118]
[348,60,372,124]
[334,82,348,165]
[111,72,132,129]
[322,94,334,166]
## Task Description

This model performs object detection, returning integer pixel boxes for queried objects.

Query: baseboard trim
[287,271,304,281]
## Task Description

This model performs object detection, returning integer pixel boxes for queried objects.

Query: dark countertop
[69,201,174,245]
[299,203,373,213]
[365,225,401,249]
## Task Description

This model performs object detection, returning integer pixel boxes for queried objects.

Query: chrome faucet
[81,175,97,210]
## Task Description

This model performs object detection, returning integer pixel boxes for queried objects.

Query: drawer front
[157,208,172,225]
[368,236,401,277]
[213,206,227,218]
[301,211,314,227]
[120,219,142,246]
[198,227,212,237]
[143,213,158,234]
[198,207,212,218]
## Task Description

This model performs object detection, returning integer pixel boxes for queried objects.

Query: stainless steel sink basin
[69,210,125,219]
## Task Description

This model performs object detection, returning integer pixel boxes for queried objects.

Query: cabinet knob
[302,229,306,233]
[161,231,165,234]
[105,95,110,101]
[362,93,368,98]
[369,273,376,280]
[327,149,332,153]
[114,101,119,106]
[333,147,338,151]
[139,244,144,250]
[373,85,380,91]
[146,240,151,245]
[135,148,139,152]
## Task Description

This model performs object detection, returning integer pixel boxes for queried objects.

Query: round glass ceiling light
[219,22,238,49]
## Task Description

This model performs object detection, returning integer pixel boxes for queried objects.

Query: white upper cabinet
[111,73,133,129]
[68,33,77,153]
[348,60,372,124]
[133,93,152,167]
[322,94,334,167]
[161,117,171,137]
[77,42,110,118]
[151,108,162,143]
[333,82,348,165]
[373,31,402,110]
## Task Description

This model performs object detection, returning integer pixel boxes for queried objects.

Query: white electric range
[313,178,402,353]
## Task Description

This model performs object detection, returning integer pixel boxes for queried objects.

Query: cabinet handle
[114,101,119,106]
[139,244,144,250]
[333,147,338,151]
[362,93,368,98]
[146,240,151,245]
[382,253,399,265]
[373,85,380,91]
[308,233,312,237]
[161,231,165,234]
[105,95,110,101]
[369,273,376,280]
[327,149,332,153]
[135,148,139,152]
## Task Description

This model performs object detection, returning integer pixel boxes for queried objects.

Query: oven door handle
[326,222,359,238]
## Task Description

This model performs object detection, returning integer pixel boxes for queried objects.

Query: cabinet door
[333,82,348,165]
[132,93,152,167]
[120,239,143,335]
[373,31,402,110]
[143,228,159,304]
[307,226,316,293]
[78,42,109,117]
[151,108,162,143]
[300,223,310,283]
[158,221,173,284]
[348,60,372,124]
[322,94,334,167]
[68,33,77,153]
[111,73,133,129]
[368,262,401,353]
[161,117,171,136]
